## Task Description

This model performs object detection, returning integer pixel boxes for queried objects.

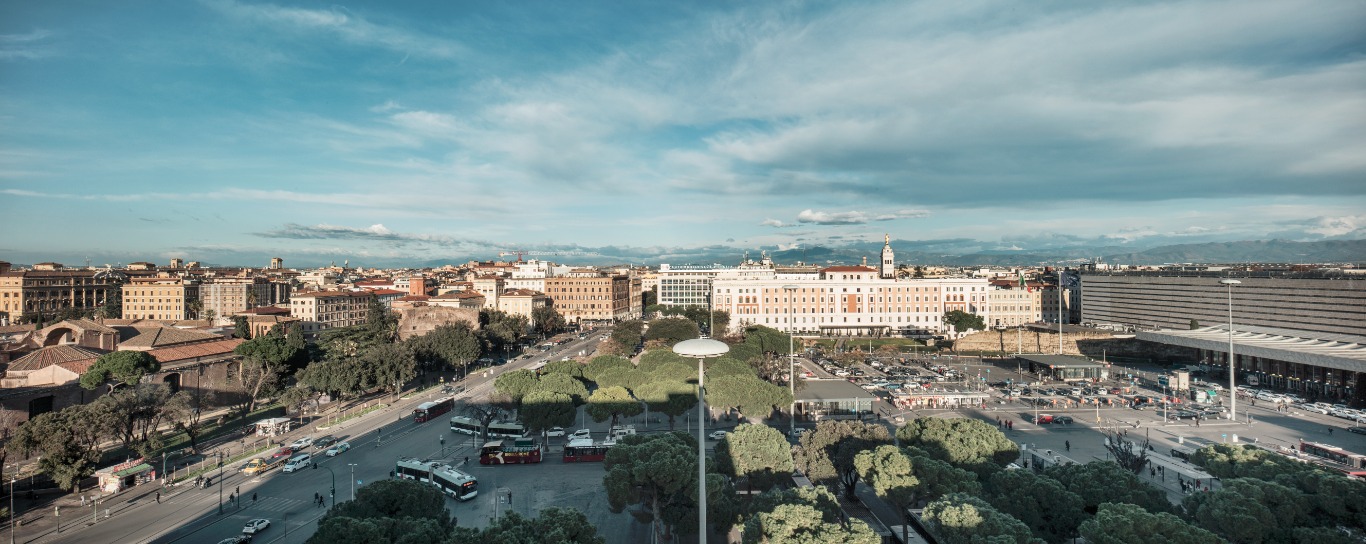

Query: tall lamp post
[783,285,800,440]
[673,338,730,544]
[216,452,224,514]
[1220,279,1241,422]
[10,478,15,544]
[348,464,358,500]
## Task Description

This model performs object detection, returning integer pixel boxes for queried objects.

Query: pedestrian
[252,492,257,503]
[1065,440,1070,452]
[464,456,470,465]
[1329,427,1334,436]
[1150,468,1156,477]
[81,495,86,507]
[156,491,161,504]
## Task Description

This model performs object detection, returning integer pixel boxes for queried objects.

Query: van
[282,453,312,473]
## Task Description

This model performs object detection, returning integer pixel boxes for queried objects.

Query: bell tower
[880,234,895,279]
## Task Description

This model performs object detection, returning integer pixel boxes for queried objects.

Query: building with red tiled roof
[289,290,376,335]
[2,344,106,387]
[118,327,223,351]
[429,291,486,310]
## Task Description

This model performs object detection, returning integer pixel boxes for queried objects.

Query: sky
[2,0,1364,268]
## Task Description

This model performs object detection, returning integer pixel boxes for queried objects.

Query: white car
[569,429,591,440]
[545,427,566,437]
[1297,403,1330,415]
[243,518,271,535]
[707,430,728,441]
[325,442,350,457]
[290,436,314,450]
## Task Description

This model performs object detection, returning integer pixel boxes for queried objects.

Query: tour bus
[1299,440,1366,477]
[480,438,543,465]
[413,397,455,423]
[428,462,479,500]
[1170,445,1198,462]
[450,416,527,439]
[562,438,611,463]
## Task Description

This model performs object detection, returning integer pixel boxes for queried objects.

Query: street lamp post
[783,285,800,441]
[10,478,15,544]
[348,464,358,501]
[217,452,224,514]
[1221,279,1241,422]
[673,338,730,544]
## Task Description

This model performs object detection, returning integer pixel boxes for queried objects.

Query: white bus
[396,457,436,483]
[449,416,527,439]
[429,463,478,500]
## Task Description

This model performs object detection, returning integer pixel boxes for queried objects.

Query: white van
[282,453,312,473]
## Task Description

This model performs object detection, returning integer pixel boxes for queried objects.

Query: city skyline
[3,1,1364,267]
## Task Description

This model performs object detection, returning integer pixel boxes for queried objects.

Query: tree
[942,310,986,336]
[922,493,1036,544]
[1079,503,1222,544]
[0,411,18,487]
[704,374,792,420]
[520,391,577,440]
[583,355,634,383]
[92,383,174,456]
[532,306,567,338]
[643,317,700,346]
[97,277,125,318]
[985,468,1087,542]
[792,420,891,489]
[473,507,606,544]
[80,350,161,391]
[494,369,540,403]
[741,502,880,544]
[1044,461,1173,515]
[633,380,697,430]
[604,432,698,541]
[902,452,981,506]
[854,445,921,544]
[714,423,793,494]
[165,389,213,453]
[459,396,516,444]
[895,417,1018,475]
[611,320,644,351]
[8,405,104,491]
[1183,478,1310,544]
[532,372,590,405]
[363,295,398,341]
[541,359,586,379]
[1103,431,1151,474]
[233,315,252,339]
[479,309,529,356]
[407,322,482,374]
[362,342,418,397]
[585,386,642,428]
[310,478,451,544]
[1189,319,1200,330]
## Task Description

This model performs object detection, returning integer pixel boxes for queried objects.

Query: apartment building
[986,283,1042,328]
[199,277,291,319]
[498,289,549,322]
[544,273,632,323]
[289,290,374,335]
[0,262,123,322]
[711,266,992,337]
[122,276,201,321]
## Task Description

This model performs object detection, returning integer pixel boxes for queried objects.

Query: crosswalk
[221,496,310,513]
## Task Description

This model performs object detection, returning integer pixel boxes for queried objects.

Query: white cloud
[205,0,466,58]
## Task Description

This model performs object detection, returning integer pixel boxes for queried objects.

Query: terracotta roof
[8,344,105,372]
[119,327,222,349]
[369,289,405,295]
[398,295,431,301]
[822,266,877,272]
[147,338,245,364]
[55,319,118,334]
[0,325,37,335]
[433,291,485,300]
[240,306,290,315]
[502,289,544,296]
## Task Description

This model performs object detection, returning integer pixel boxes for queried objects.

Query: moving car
[1053,415,1074,424]
[569,429,591,440]
[243,519,271,535]
[545,427,566,437]
[314,436,338,449]
[269,447,294,461]
[281,453,312,473]
[325,442,351,457]
[707,430,729,440]
[216,536,252,544]
[290,436,315,450]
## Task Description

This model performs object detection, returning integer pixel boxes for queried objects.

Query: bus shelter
[891,391,993,411]
[1015,354,1107,383]
[254,417,292,437]
[794,379,876,422]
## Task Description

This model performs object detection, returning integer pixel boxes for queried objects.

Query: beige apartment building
[122,276,200,321]
[987,284,1042,328]
[544,273,632,323]
[0,262,121,322]
[497,289,549,322]
[199,277,291,320]
[289,290,374,335]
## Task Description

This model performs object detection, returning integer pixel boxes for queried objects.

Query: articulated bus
[480,438,543,465]
[562,438,611,463]
[414,397,455,423]
[1299,440,1366,477]
[449,416,527,439]
[395,458,479,500]
[429,462,478,500]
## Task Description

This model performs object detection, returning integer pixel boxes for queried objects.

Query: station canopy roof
[1015,354,1105,368]
[1138,325,1366,373]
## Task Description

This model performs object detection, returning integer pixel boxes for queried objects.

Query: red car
[269,447,294,460]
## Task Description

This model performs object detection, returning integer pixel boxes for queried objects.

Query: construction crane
[496,250,602,262]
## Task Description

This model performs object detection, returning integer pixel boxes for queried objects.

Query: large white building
[656,254,780,309]
[289,290,373,335]
[711,265,991,337]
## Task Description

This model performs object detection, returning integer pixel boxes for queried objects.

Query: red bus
[1299,440,1366,477]
[414,397,455,423]
[562,438,611,463]
[480,438,543,465]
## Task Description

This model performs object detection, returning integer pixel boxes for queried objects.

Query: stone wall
[397,305,481,341]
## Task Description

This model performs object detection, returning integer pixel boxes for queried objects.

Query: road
[32,330,642,544]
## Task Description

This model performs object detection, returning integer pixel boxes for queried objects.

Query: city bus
[562,438,611,463]
[429,463,479,500]
[449,416,526,439]
[395,457,437,483]
[1299,440,1366,476]
[480,438,543,465]
[413,397,455,423]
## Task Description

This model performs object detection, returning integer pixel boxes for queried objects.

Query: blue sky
[2,0,1364,268]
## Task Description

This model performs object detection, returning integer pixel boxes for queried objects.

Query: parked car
[1296,403,1330,415]
[325,442,351,457]
[707,430,729,440]
[269,447,294,460]
[546,427,566,437]
[243,519,271,535]
[1347,426,1366,435]
[290,436,315,450]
